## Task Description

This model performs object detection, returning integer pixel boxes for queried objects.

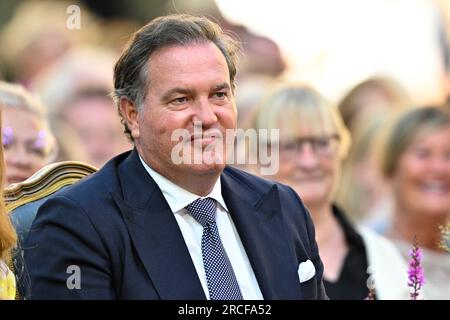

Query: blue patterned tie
[185,197,243,300]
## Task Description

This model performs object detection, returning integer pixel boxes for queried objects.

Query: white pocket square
[298,260,316,283]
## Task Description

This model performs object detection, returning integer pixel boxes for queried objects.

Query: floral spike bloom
[407,236,425,300]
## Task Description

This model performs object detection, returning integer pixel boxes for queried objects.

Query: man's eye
[214,92,227,99]
[172,97,188,104]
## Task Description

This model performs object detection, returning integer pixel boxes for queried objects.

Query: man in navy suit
[24,14,327,300]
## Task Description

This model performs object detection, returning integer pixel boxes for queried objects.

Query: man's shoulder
[53,152,129,203]
[27,152,133,250]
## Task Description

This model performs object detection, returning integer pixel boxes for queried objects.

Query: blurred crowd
[0,0,449,300]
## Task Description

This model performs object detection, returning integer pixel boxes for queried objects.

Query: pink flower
[407,236,425,300]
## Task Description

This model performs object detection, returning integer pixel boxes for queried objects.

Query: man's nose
[193,97,218,128]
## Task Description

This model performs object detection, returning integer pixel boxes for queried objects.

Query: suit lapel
[221,170,301,299]
[112,150,205,299]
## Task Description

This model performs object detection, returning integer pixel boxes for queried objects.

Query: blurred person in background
[0,82,57,186]
[337,77,411,134]
[235,75,274,130]
[253,83,410,299]
[32,47,131,168]
[337,115,394,232]
[54,87,131,169]
[0,0,99,86]
[163,0,286,79]
[380,106,450,299]
[336,77,412,227]
[0,109,17,300]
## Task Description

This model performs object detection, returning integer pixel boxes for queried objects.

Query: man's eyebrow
[161,87,193,101]
[161,83,231,101]
[212,83,231,91]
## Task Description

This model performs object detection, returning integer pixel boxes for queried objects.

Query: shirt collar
[139,155,228,213]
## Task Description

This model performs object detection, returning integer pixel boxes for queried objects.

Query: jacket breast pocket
[299,275,317,300]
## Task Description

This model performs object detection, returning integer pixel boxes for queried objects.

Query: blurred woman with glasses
[253,83,409,299]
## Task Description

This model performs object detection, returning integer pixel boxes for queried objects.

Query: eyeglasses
[279,134,340,158]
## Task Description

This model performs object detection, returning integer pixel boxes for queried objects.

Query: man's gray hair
[113,14,241,140]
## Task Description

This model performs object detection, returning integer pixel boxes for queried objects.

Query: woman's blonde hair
[0,109,17,259]
[381,106,450,178]
[253,82,351,158]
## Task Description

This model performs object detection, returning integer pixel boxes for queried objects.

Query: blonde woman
[0,82,57,185]
[381,106,450,299]
[0,109,17,299]
[253,83,409,299]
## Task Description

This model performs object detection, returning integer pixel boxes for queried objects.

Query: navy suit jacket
[24,149,327,299]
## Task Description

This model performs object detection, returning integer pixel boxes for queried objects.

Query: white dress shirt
[139,156,263,299]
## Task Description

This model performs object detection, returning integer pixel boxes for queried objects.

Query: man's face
[130,42,237,182]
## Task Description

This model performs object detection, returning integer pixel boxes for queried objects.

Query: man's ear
[119,97,140,139]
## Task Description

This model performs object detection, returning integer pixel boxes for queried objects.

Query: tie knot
[185,197,217,227]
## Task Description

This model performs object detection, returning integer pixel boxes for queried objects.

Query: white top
[393,239,450,300]
[358,226,412,300]
[139,156,263,300]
